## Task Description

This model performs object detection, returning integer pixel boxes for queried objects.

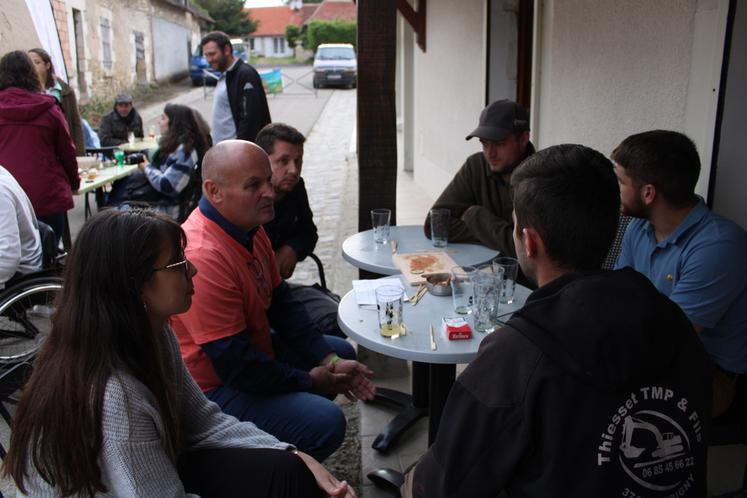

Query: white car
[313,43,357,89]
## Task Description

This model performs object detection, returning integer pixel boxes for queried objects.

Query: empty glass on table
[450,265,477,315]
[371,208,391,245]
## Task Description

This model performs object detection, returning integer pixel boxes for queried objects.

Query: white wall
[411,0,488,200]
[152,17,190,80]
[532,0,729,198]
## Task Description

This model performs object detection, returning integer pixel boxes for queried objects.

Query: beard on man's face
[621,194,650,219]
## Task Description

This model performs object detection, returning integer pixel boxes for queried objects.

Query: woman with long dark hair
[28,48,85,154]
[3,209,355,498]
[108,104,210,220]
[0,50,79,243]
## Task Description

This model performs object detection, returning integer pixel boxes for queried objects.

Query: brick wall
[50,0,73,79]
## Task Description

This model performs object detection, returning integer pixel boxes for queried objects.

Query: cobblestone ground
[285,89,358,297]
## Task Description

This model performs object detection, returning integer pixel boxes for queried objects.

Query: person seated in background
[98,93,144,146]
[257,123,345,338]
[0,165,42,289]
[0,50,79,244]
[3,209,355,498]
[424,99,535,256]
[107,104,210,219]
[81,118,100,149]
[404,144,712,498]
[28,48,85,155]
[613,130,747,417]
[171,140,375,463]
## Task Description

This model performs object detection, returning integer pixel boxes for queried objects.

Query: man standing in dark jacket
[98,93,144,146]
[424,99,535,256]
[202,31,271,143]
[404,144,712,498]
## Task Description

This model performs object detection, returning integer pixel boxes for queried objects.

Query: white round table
[338,275,531,445]
[341,225,499,275]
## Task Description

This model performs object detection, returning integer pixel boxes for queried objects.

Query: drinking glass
[376,285,404,337]
[429,208,450,248]
[450,265,477,314]
[472,269,504,333]
[371,208,391,244]
[492,257,519,304]
[127,131,136,146]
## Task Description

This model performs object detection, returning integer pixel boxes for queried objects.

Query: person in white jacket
[3,208,355,498]
[0,164,41,289]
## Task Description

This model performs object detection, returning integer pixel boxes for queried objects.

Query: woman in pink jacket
[0,50,79,243]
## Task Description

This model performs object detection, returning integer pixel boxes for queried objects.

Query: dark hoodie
[0,87,79,217]
[407,268,712,498]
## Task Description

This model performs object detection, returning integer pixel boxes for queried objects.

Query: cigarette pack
[442,316,472,340]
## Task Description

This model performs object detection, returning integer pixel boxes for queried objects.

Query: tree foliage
[194,0,258,36]
[285,25,301,48]
[305,20,357,52]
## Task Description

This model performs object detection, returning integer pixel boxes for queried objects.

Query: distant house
[247,0,355,58]
[246,5,311,57]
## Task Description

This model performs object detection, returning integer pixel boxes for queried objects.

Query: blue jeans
[206,336,356,462]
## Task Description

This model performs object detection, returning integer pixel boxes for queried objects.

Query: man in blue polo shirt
[613,129,747,416]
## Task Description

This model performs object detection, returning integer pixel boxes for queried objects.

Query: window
[100,17,112,71]
[272,37,286,54]
[250,38,255,50]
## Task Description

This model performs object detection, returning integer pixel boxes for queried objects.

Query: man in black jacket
[404,144,712,498]
[98,93,143,146]
[257,123,344,337]
[202,31,271,143]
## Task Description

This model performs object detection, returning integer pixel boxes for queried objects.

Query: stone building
[51,0,211,98]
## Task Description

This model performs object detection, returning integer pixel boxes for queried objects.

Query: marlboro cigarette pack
[442,317,472,340]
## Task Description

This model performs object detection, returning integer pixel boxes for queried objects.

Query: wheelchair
[0,221,64,363]
[0,221,64,465]
[0,275,61,363]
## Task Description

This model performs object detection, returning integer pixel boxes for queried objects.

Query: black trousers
[288,283,345,338]
[178,448,324,498]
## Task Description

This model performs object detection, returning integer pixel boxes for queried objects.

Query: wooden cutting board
[393,252,460,285]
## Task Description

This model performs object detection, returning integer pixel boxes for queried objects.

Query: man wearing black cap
[98,93,144,146]
[424,99,534,256]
